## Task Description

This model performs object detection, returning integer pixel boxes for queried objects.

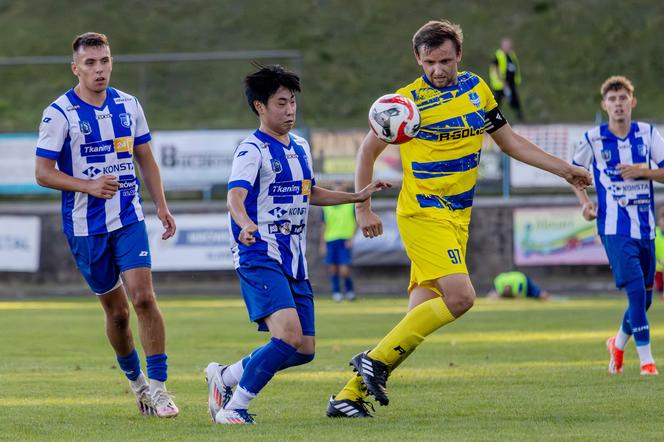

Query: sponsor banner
[513,207,608,265]
[145,213,233,271]
[0,134,54,194]
[351,209,409,266]
[0,216,41,272]
[151,130,248,190]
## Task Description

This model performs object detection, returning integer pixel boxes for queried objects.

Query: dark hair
[72,32,109,53]
[412,20,463,56]
[244,64,301,115]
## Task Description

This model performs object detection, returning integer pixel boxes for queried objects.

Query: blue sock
[344,276,354,293]
[238,337,297,395]
[621,309,633,335]
[146,353,168,382]
[279,352,315,370]
[624,279,650,346]
[116,349,141,381]
[646,289,653,310]
[331,274,340,293]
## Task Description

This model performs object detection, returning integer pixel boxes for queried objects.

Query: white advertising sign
[145,213,234,271]
[0,216,41,272]
[0,134,54,194]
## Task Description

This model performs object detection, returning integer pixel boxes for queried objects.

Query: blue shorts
[325,239,352,265]
[236,259,315,336]
[66,220,152,295]
[601,235,655,288]
[525,276,541,298]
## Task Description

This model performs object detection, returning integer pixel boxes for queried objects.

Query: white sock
[149,380,166,399]
[636,344,655,365]
[615,328,631,350]
[129,372,148,392]
[222,360,245,386]
[225,386,256,410]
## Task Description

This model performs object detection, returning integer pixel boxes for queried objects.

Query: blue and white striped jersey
[573,122,664,239]
[228,130,315,280]
[36,87,151,237]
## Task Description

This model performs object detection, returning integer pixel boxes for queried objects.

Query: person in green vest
[655,207,664,299]
[320,183,357,302]
[489,37,524,121]
[488,271,550,300]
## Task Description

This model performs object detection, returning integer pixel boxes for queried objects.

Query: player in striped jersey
[326,19,592,417]
[34,33,178,417]
[206,65,389,424]
[571,76,664,376]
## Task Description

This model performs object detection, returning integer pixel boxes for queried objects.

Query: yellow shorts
[397,214,469,296]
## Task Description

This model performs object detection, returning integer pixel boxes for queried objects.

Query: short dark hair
[412,20,463,56]
[243,64,301,115]
[72,32,109,53]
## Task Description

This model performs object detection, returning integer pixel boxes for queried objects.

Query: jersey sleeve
[572,133,594,170]
[228,143,262,191]
[134,98,151,146]
[650,126,664,168]
[35,105,68,160]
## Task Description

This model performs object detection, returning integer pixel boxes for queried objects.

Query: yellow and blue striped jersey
[394,71,498,224]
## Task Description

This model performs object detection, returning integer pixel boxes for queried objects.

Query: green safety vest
[489,49,521,91]
[494,271,527,297]
[322,204,356,241]
[656,227,664,272]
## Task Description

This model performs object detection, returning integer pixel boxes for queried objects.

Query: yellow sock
[335,374,367,401]
[367,297,455,366]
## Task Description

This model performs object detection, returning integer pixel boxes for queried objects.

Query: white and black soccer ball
[368,94,421,144]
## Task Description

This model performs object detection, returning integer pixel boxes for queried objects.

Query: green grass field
[1,296,662,441]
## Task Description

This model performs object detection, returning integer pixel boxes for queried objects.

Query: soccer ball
[368,94,421,144]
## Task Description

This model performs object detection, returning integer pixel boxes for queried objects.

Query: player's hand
[356,207,383,238]
[617,164,648,180]
[563,165,592,190]
[86,175,119,199]
[157,207,176,240]
[355,180,392,202]
[582,202,597,221]
[239,222,258,246]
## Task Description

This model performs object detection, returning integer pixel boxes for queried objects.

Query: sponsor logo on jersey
[119,113,132,128]
[102,162,134,174]
[139,251,149,257]
[271,158,283,173]
[79,120,92,135]
[601,149,612,161]
[468,92,481,108]
[80,140,114,156]
[66,105,80,111]
[267,220,305,235]
[268,207,288,218]
[433,127,484,141]
[96,113,113,120]
[114,137,134,155]
[289,207,307,216]
[118,176,137,197]
[268,179,311,196]
[113,97,133,104]
[42,117,52,123]
[82,166,102,178]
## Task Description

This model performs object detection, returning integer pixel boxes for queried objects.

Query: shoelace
[358,398,375,414]
[153,390,176,408]
[235,410,257,423]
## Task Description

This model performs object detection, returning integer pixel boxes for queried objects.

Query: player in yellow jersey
[326,19,592,418]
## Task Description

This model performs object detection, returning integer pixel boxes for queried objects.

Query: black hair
[244,64,301,115]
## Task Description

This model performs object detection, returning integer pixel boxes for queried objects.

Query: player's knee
[447,288,475,315]
[131,292,157,315]
[108,308,130,330]
[279,330,304,349]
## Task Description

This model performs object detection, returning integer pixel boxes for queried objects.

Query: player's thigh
[113,221,152,275]
[291,279,315,338]
[408,285,440,311]
[263,308,303,345]
[98,284,131,319]
[601,235,644,287]
[640,239,656,288]
[67,233,121,295]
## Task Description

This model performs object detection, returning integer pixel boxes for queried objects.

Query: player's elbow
[35,166,50,187]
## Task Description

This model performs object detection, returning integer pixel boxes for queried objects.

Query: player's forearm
[227,189,254,229]
[499,131,568,178]
[35,165,90,193]
[138,160,169,211]
[571,185,592,206]
[310,187,359,206]
[355,132,386,210]
[643,168,664,183]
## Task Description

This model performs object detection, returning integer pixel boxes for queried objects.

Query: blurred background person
[320,182,357,302]
[489,37,523,121]
[655,206,664,299]
[487,270,550,300]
